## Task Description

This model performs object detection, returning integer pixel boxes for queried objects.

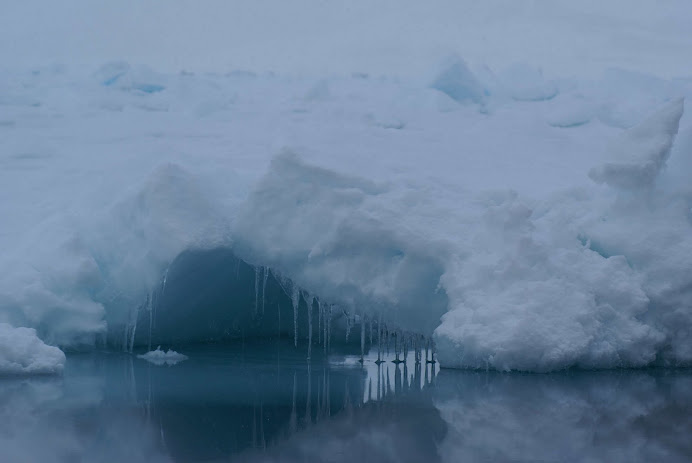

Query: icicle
[376,313,382,363]
[323,303,328,355]
[345,311,351,343]
[129,295,147,353]
[326,304,332,355]
[359,315,365,363]
[277,303,281,337]
[161,266,169,299]
[385,326,390,356]
[393,330,401,363]
[254,266,260,316]
[291,285,300,347]
[403,332,409,362]
[148,295,153,352]
[261,267,268,315]
[306,294,314,360]
[317,300,322,345]
[369,316,373,346]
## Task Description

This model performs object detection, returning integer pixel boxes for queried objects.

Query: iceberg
[0,57,691,372]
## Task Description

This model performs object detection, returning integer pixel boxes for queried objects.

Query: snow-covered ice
[0,324,65,375]
[1,1,692,372]
[589,98,684,189]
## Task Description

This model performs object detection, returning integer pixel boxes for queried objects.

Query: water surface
[1,342,690,462]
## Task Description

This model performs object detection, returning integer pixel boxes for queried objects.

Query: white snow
[589,98,684,189]
[137,347,188,366]
[1,1,692,372]
[0,323,66,375]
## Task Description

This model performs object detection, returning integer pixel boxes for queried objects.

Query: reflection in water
[434,369,692,463]
[0,342,691,463]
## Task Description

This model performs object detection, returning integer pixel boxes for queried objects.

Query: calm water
[1,341,691,462]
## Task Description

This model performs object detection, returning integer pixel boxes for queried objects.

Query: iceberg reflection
[1,343,690,462]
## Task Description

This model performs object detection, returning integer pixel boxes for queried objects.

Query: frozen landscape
[1,1,692,461]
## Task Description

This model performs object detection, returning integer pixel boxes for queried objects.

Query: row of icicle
[256,265,436,364]
[124,262,435,364]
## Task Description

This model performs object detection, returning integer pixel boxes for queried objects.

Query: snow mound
[0,323,66,375]
[589,98,684,189]
[430,56,486,105]
[137,347,188,366]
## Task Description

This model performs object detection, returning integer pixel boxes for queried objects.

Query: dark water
[1,342,691,463]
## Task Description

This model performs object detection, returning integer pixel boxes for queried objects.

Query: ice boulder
[431,56,486,105]
[0,323,66,375]
[589,98,684,189]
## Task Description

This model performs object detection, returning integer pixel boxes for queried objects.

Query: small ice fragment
[137,347,188,366]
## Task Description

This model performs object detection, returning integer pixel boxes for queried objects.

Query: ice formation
[0,324,66,375]
[1,6,692,371]
[137,347,188,366]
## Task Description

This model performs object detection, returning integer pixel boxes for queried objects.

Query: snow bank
[137,347,188,366]
[0,323,66,375]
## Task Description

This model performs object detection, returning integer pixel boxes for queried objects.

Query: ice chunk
[94,61,166,94]
[137,346,188,366]
[589,98,684,189]
[430,56,486,105]
[0,323,66,375]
